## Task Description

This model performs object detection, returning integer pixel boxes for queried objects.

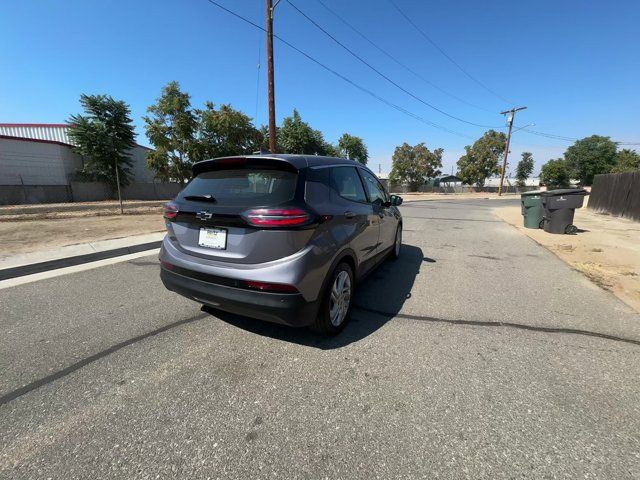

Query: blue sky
[1,0,639,176]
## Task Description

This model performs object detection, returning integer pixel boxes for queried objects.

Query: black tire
[311,263,354,335]
[390,225,402,260]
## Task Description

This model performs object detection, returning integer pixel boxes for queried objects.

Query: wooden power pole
[266,0,279,153]
[498,106,527,196]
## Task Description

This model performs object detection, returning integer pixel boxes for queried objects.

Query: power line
[387,0,513,105]
[522,128,640,146]
[286,0,503,129]
[314,0,495,114]
[253,8,262,123]
[203,0,474,139]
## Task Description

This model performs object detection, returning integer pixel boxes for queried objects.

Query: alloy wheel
[329,271,351,326]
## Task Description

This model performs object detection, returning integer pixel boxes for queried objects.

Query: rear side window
[331,167,367,203]
[179,169,297,206]
[359,169,388,205]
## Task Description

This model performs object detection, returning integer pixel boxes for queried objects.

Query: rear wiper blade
[184,194,217,202]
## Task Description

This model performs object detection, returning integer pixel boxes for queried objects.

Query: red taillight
[160,261,175,270]
[163,202,179,220]
[243,280,298,293]
[243,208,311,227]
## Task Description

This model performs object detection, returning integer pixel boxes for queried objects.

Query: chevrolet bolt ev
[159,154,403,334]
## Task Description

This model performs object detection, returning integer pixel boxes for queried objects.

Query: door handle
[344,211,356,219]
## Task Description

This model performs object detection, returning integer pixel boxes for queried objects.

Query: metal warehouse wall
[128,145,155,183]
[0,138,156,186]
[0,138,82,185]
[588,171,640,222]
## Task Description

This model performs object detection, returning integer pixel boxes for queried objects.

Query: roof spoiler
[192,156,299,176]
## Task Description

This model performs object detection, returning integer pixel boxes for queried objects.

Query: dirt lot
[0,200,164,221]
[496,205,640,313]
[0,214,165,257]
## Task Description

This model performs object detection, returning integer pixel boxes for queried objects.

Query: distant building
[377,172,389,190]
[430,175,463,187]
[0,123,182,204]
[0,123,155,186]
[484,176,540,188]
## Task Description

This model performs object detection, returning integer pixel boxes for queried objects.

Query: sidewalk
[0,232,164,270]
[0,232,164,284]
[495,205,640,313]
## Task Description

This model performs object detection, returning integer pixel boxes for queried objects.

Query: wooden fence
[588,171,640,221]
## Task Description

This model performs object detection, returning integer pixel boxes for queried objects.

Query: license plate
[198,227,227,250]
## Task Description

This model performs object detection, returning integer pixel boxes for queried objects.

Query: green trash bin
[521,190,544,229]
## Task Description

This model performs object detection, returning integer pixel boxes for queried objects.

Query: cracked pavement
[1,198,639,479]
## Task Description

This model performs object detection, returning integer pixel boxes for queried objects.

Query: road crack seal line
[0,311,209,406]
[352,305,640,347]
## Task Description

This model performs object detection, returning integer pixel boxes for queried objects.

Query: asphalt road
[2,198,640,479]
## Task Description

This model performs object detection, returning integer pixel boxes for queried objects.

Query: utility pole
[266,0,280,153]
[498,106,527,196]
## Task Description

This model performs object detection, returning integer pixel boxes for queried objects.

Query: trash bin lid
[520,190,543,197]
[541,188,587,196]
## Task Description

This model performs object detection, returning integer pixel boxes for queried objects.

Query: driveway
[1,198,639,479]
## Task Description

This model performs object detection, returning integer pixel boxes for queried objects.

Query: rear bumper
[160,267,319,327]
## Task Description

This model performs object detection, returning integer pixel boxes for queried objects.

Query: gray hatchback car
[159,154,403,334]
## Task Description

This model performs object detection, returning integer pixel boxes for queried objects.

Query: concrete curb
[0,241,162,281]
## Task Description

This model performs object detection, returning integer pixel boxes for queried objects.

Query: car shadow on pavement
[206,244,425,349]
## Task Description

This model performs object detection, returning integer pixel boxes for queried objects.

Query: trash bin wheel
[539,219,544,229]
[565,224,578,235]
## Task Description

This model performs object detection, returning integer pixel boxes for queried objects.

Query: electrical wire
[204,0,474,139]
[314,0,495,114]
[254,4,262,123]
[286,0,504,129]
[522,128,640,146]
[387,0,513,105]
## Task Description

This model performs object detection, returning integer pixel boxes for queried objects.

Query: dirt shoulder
[0,200,165,221]
[0,214,165,257]
[495,205,640,313]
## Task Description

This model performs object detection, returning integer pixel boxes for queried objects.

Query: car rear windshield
[179,169,297,206]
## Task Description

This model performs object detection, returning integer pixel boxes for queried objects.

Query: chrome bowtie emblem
[196,211,213,220]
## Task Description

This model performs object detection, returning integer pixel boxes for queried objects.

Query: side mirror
[390,195,403,206]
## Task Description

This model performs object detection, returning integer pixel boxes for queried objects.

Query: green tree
[278,109,329,155]
[564,135,617,185]
[540,158,571,188]
[515,152,535,187]
[323,142,341,157]
[198,102,262,158]
[337,133,369,164]
[68,94,136,189]
[611,148,640,173]
[389,142,443,191]
[456,130,507,187]
[144,81,199,183]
